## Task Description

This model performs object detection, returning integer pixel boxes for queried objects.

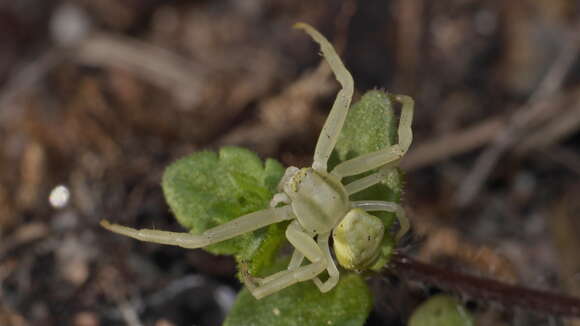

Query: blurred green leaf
[162,146,286,276]
[409,294,474,326]
[224,272,372,326]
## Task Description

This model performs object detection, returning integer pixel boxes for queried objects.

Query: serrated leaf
[224,272,372,326]
[330,90,403,202]
[334,90,397,157]
[332,90,403,205]
[408,294,474,326]
[162,146,286,275]
[331,90,405,262]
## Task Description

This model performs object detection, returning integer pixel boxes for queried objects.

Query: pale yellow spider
[101,22,414,299]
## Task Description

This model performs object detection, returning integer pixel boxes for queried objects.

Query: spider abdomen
[332,208,385,270]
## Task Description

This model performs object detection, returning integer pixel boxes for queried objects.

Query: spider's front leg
[243,220,329,299]
[331,94,414,179]
[100,206,294,249]
[294,23,354,173]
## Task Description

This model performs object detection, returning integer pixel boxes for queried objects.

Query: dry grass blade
[75,33,206,107]
[517,89,580,155]
[0,223,49,260]
[402,117,504,171]
[217,62,333,154]
[455,22,580,207]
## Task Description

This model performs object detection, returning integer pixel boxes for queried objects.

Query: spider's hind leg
[312,232,339,292]
[243,220,328,299]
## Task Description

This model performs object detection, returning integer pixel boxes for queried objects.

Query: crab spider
[100,22,414,299]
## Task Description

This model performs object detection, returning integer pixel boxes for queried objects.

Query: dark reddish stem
[389,252,580,317]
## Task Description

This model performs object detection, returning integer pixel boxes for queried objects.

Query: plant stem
[389,252,580,317]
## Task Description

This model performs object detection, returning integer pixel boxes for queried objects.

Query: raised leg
[330,95,414,179]
[313,232,339,292]
[294,23,354,173]
[351,200,409,241]
[244,220,327,299]
[100,206,294,249]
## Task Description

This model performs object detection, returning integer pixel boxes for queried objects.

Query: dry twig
[390,252,580,318]
[74,33,206,108]
[517,89,580,155]
[455,23,580,207]
[538,145,580,176]
[402,117,504,171]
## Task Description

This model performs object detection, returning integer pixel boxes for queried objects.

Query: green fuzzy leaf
[161,91,407,326]
[162,146,286,276]
[224,272,372,326]
[408,294,474,326]
[332,90,403,206]
[331,90,405,269]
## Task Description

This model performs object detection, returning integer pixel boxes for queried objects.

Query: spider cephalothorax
[101,22,413,299]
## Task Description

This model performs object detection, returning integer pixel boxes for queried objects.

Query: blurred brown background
[1,0,580,325]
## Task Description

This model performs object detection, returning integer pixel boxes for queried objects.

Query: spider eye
[284,168,309,193]
[332,209,384,270]
[278,166,300,192]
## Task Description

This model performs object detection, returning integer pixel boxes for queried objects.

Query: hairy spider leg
[351,200,409,241]
[331,95,414,179]
[244,220,328,299]
[293,23,354,173]
[100,206,294,249]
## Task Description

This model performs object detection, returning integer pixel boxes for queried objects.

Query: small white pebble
[49,185,70,208]
[273,308,281,316]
